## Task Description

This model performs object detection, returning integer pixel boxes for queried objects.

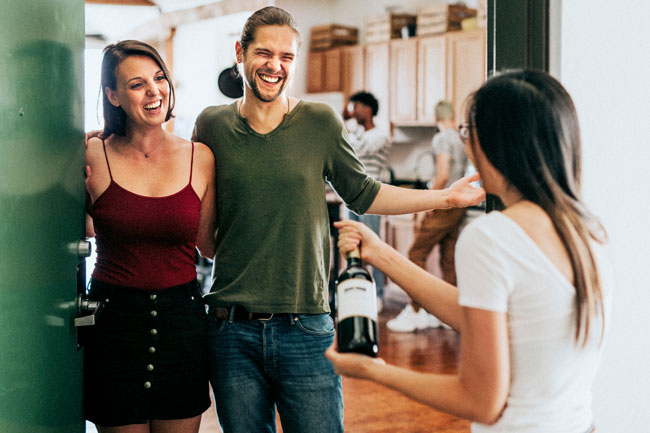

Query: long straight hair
[467,70,606,345]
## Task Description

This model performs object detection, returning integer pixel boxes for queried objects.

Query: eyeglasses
[458,123,473,142]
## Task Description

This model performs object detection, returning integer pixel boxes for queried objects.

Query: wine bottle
[336,247,379,357]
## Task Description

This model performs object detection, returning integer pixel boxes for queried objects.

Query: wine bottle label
[337,278,378,322]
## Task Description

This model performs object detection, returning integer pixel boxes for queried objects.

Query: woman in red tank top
[84,40,216,433]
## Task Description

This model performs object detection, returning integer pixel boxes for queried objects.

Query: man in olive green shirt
[192,7,484,433]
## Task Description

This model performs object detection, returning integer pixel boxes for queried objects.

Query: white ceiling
[153,0,221,13]
[85,0,223,42]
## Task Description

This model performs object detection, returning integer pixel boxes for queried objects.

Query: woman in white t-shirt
[326,70,612,433]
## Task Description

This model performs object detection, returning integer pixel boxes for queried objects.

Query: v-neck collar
[234,100,303,139]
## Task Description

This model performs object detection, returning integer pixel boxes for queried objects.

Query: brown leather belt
[211,305,283,321]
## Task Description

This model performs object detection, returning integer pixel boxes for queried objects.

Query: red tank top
[90,141,201,290]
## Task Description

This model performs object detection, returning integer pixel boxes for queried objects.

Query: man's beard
[247,70,287,102]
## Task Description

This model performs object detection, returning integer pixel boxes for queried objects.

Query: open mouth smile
[258,73,282,85]
[144,100,162,110]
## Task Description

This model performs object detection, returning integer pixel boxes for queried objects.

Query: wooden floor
[198,297,470,433]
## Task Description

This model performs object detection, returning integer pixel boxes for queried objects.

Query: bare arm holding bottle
[334,219,462,329]
[326,219,510,424]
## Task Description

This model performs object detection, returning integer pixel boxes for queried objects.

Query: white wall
[276,0,340,109]
[172,11,252,139]
[556,2,650,431]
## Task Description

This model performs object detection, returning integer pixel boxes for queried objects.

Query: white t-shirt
[456,212,613,433]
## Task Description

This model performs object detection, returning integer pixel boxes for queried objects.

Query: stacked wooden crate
[365,13,417,43]
[416,3,477,37]
[310,24,359,52]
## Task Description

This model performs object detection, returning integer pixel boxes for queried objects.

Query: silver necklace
[127,133,165,159]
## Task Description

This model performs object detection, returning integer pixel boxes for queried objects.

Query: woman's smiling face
[105,55,170,128]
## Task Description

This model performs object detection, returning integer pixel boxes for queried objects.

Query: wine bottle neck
[347,248,362,267]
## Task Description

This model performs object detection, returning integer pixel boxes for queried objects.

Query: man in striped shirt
[343,91,391,182]
[343,91,391,305]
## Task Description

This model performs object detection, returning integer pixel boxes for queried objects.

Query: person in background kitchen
[386,100,467,333]
[328,70,612,433]
[191,6,485,433]
[84,40,216,433]
[342,90,391,308]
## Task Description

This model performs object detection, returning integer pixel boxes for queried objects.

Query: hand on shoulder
[85,136,105,166]
[193,141,215,166]
[191,141,215,199]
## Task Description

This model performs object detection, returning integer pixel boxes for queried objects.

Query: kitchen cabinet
[446,29,486,123]
[389,39,418,123]
[341,44,365,100]
[306,51,324,93]
[307,30,485,129]
[306,48,342,93]
[364,42,391,132]
[390,30,485,126]
[417,35,447,123]
[323,49,342,92]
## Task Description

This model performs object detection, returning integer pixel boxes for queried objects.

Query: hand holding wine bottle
[331,219,391,361]
[333,219,386,267]
[327,220,386,375]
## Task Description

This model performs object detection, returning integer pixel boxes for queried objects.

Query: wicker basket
[416,3,477,37]
[365,13,417,43]
[310,24,359,52]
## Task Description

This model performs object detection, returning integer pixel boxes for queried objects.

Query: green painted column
[0,1,86,432]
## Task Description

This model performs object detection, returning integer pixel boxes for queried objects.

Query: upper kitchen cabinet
[323,49,343,92]
[341,45,365,101]
[388,30,485,126]
[417,35,447,123]
[307,51,324,93]
[389,39,418,124]
[446,29,486,123]
[306,27,485,129]
[364,42,390,132]
[306,48,343,93]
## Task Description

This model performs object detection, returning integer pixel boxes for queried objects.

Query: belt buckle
[255,312,274,321]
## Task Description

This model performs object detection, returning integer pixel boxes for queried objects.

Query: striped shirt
[348,126,391,182]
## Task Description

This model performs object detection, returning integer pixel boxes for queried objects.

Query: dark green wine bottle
[336,247,379,357]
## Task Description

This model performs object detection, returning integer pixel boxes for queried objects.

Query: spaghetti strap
[101,139,113,181]
[189,142,195,184]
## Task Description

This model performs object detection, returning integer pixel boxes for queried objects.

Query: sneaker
[437,318,452,330]
[427,313,453,330]
[386,304,431,333]
[426,312,442,328]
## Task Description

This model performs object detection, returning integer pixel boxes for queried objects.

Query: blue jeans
[207,312,343,433]
[347,212,384,298]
